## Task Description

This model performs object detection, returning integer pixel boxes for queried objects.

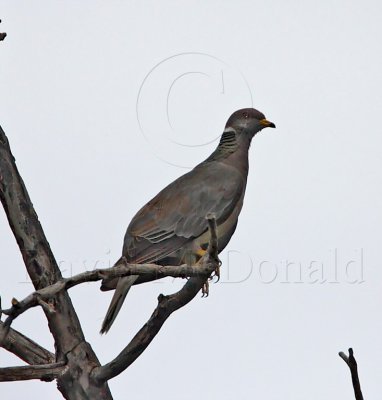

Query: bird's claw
[201,257,221,297]
[202,280,209,297]
[213,261,221,282]
[210,257,221,282]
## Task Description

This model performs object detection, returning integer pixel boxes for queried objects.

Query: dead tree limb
[0,125,112,399]
[0,260,213,329]
[339,348,364,400]
[0,321,54,365]
[0,362,67,382]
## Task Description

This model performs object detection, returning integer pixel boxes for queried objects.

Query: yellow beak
[259,119,276,128]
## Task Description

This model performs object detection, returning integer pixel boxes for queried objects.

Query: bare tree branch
[0,125,112,399]
[0,321,54,365]
[0,125,83,348]
[92,217,219,383]
[0,362,67,382]
[339,348,364,400]
[0,260,213,329]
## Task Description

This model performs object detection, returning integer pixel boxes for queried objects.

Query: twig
[92,217,219,383]
[0,362,67,382]
[339,348,364,400]
[1,289,53,367]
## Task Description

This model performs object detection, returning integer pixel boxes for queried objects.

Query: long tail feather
[100,275,138,334]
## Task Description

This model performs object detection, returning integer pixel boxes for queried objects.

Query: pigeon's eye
[243,112,249,119]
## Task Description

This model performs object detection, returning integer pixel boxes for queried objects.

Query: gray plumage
[100,108,275,333]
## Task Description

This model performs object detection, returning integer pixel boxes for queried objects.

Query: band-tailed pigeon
[100,108,275,333]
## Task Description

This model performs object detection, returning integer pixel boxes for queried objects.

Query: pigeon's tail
[100,275,138,334]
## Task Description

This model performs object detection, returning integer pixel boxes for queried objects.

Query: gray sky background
[1,1,382,399]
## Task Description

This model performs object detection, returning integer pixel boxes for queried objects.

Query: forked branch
[0,320,54,365]
[0,125,112,399]
[339,348,364,400]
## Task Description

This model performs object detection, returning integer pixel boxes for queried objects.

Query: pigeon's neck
[205,128,251,175]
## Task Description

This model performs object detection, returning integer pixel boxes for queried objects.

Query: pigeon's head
[225,108,275,137]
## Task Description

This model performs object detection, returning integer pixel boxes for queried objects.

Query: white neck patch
[223,127,236,134]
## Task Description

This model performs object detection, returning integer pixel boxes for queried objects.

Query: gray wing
[123,161,246,264]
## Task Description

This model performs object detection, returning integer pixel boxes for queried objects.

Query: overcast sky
[1,1,382,399]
